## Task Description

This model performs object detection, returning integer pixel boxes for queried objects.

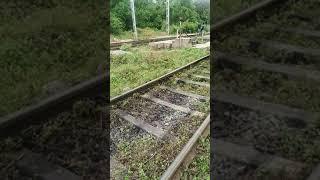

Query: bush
[111,13,124,35]
[181,21,198,33]
[120,43,132,51]
[170,21,198,34]
[111,0,209,36]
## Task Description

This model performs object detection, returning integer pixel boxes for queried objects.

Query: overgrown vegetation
[0,1,107,116]
[212,0,261,21]
[110,56,209,178]
[182,137,210,179]
[212,0,320,174]
[110,46,208,97]
[111,0,209,39]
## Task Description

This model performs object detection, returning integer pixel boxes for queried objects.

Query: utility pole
[166,0,170,35]
[130,0,138,40]
[179,20,182,47]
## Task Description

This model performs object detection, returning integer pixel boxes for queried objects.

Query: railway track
[0,74,109,179]
[110,56,210,179]
[7,0,320,178]
[212,0,320,179]
[0,46,209,180]
[110,33,210,50]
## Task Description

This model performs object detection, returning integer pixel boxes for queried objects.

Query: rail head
[160,114,210,180]
[110,55,209,104]
[211,0,288,33]
[0,74,108,138]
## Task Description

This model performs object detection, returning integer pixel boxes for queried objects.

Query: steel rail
[160,114,210,180]
[111,33,209,47]
[111,33,210,50]
[159,0,291,179]
[0,74,108,138]
[0,54,210,138]
[110,55,209,104]
[211,0,287,33]
[210,0,319,179]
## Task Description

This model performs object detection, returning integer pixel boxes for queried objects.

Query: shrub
[170,21,198,34]
[111,13,124,35]
[181,21,198,33]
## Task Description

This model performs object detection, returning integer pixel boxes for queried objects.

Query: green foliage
[111,0,209,35]
[181,21,198,33]
[194,0,210,24]
[111,12,125,34]
[135,1,165,30]
[111,0,131,31]
[111,46,208,97]
[120,43,132,51]
[171,4,200,24]
[171,21,198,34]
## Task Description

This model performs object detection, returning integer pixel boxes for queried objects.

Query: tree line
[111,0,210,35]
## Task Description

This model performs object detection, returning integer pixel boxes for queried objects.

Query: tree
[194,0,210,23]
[110,0,209,34]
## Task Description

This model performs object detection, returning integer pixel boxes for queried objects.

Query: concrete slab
[215,51,320,82]
[194,42,210,50]
[110,50,131,56]
[16,149,81,180]
[117,109,165,138]
[176,78,210,88]
[192,74,210,80]
[141,94,191,114]
[213,90,317,126]
[213,139,307,179]
[172,38,192,48]
[149,40,174,50]
[141,94,204,116]
[159,86,209,101]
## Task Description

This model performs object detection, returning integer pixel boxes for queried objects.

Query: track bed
[212,0,320,179]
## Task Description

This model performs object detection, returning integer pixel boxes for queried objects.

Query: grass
[0,2,107,116]
[213,0,320,113]
[113,114,206,179]
[214,68,320,112]
[111,0,261,40]
[213,0,320,71]
[212,0,320,167]
[181,136,210,179]
[111,27,168,41]
[166,60,210,97]
[111,61,210,179]
[212,0,262,22]
[110,46,208,97]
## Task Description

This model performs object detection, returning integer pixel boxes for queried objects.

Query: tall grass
[110,46,208,97]
[212,0,261,22]
[0,2,107,116]
[111,27,168,41]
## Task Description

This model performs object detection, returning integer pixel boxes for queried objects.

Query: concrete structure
[148,37,209,50]
[172,37,192,48]
[149,40,174,50]
[110,50,131,56]
[194,42,210,50]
